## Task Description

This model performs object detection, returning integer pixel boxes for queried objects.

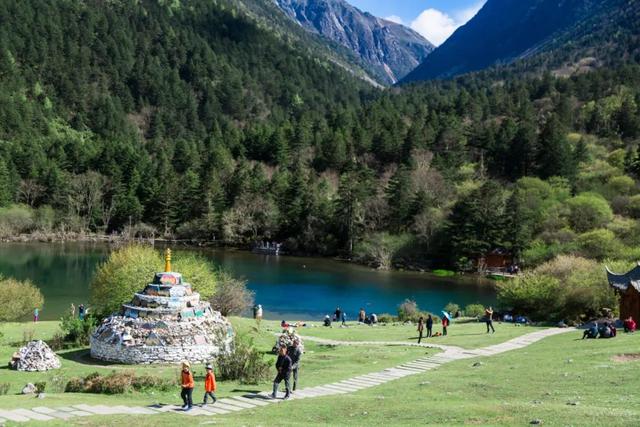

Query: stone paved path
[0,327,573,424]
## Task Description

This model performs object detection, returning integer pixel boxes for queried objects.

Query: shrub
[34,382,46,393]
[628,194,640,219]
[209,270,254,317]
[0,383,9,395]
[0,276,44,321]
[567,193,613,232]
[59,314,98,348]
[0,204,35,237]
[576,229,622,260]
[444,302,459,314]
[215,335,270,384]
[497,255,616,321]
[376,313,395,323]
[397,299,418,321]
[90,245,216,315]
[464,304,486,318]
[65,371,173,394]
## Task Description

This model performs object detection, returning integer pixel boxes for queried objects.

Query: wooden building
[606,264,640,321]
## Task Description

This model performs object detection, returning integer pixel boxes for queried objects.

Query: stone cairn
[90,249,234,364]
[9,340,61,371]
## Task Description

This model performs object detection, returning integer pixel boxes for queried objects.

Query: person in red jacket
[180,361,194,411]
[203,364,217,405]
[624,316,637,333]
[442,316,449,336]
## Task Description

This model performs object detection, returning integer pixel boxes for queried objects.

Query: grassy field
[294,319,547,349]
[0,318,430,411]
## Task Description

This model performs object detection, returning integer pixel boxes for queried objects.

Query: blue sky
[348,0,486,46]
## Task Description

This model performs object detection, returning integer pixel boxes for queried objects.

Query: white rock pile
[10,340,61,371]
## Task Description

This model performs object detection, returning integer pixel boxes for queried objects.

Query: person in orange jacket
[203,364,217,405]
[180,361,194,411]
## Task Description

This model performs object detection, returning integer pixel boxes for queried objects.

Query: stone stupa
[90,249,233,364]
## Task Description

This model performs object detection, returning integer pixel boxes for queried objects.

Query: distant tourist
[624,316,637,333]
[334,307,342,322]
[281,320,290,329]
[253,305,259,319]
[70,303,76,318]
[370,313,378,324]
[202,364,217,405]
[289,339,303,392]
[341,311,347,326]
[442,315,449,336]
[485,307,495,333]
[180,361,194,411]
[323,315,332,327]
[78,304,85,320]
[582,323,598,339]
[417,316,425,344]
[426,314,433,338]
[358,308,366,323]
[33,308,39,323]
[271,346,292,400]
[256,304,263,322]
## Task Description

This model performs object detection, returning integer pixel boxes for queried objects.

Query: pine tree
[0,159,12,207]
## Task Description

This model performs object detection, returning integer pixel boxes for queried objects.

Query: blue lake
[0,242,496,320]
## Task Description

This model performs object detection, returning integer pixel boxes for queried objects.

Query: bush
[464,304,485,318]
[0,204,35,237]
[567,193,613,232]
[34,382,46,393]
[576,229,622,260]
[376,313,395,323]
[0,276,44,321]
[497,255,616,322]
[58,314,98,348]
[90,245,216,315]
[444,302,459,314]
[209,270,254,316]
[397,299,418,321]
[215,335,270,384]
[65,371,173,394]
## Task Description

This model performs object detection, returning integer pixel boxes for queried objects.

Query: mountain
[402,0,635,83]
[274,0,434,84]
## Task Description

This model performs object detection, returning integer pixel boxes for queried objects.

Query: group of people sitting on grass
[582,316,637,339]
[322,307,378,327]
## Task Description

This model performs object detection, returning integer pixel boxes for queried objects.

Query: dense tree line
[0,0,640,269]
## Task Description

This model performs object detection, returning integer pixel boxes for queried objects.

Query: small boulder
[22,383,37,395]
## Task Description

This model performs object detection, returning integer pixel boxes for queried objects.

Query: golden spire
[165,248,172,272]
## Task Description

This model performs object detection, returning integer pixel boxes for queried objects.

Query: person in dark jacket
[334,307,342,322]
[289,339,303,392]
[271,346,292,400]
[426,314,433,338]
[417,316,425,344]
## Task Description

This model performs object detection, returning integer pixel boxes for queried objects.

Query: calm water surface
[0,242,496,320]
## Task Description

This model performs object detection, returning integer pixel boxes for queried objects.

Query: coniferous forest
[1,0,640,270]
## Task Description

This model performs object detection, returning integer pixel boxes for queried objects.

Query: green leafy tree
[0,276,44,321]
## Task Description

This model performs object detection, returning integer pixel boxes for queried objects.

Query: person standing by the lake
[271,346,292,400]
[78,304,85,320]
[202,364,216,405]
[70,303,76,318]
[33,307,39,322]
[417,316,425,343]
[334,307,341,322]
[341,311,347,326]
[442,315,449,336]
[485,306,495,333]
[426,314,433,337]
[256,304,263,322]
[289,339,302,392]
[358,308,366,323]
[180,361,194,411]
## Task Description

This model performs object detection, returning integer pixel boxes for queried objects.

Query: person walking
[289,339,303,392]
[341,311,347,326]
[203,364,217,405]
[485,306,495,333]
[271,346,292,400]
[426,314,433,338]
[417,316,425,344]
[442,315,449,336]
[33,308,39,323]
[180,361,194,411]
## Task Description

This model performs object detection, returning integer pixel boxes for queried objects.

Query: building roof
[606,263,640,292]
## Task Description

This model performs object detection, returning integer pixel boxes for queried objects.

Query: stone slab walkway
[0,327,573,424]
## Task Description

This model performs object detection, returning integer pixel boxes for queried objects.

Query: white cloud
[410,1,485,46]
[384,15,404,25]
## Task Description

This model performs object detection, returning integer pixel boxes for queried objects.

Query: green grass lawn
[0,318,430,412]
[292,318,547,349]
[20,326,640,426]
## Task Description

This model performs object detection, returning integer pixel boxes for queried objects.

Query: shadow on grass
[58,348,129,367]
[231,388,262,393]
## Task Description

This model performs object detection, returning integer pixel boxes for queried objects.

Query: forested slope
[1,0,640,272]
